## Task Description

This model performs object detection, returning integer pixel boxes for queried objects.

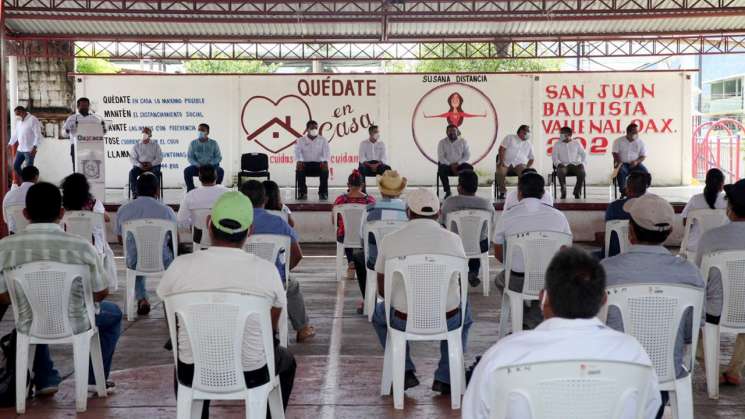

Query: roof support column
[0,9,10,237]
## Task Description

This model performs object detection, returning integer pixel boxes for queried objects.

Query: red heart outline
[241,94,313,154]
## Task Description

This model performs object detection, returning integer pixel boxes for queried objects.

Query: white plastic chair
[190,208,212,250]
[380,254,468,410]
[61,210,117,290]
[700,250,745,399]
[498,231,572,338]
[6,203,29,233]
[486,360,657,419]
[243,234,292,346]
[604,284,704,419]
[604,220,630,258]
[680,209,728,260]
[446,209,493,296]
[5,262,107,414]
[333,204,368,281]
[164,292,284,419]
[122,218,178,321]
[362,219,407,321]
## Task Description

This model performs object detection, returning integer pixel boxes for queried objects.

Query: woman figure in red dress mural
[424,92,486,127]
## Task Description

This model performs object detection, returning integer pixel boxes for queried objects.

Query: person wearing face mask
[64,97,106,172]
[184,123,224,192]
[437,124,473,199]
[551,126,587,200]
[495,125,534,200]
[295,120,331,200]
[9,106,42,184]
[358,124,391,177]
[612,123,648,197]
[128,127,163,198]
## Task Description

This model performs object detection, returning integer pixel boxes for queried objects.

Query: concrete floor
[0,243,744,418]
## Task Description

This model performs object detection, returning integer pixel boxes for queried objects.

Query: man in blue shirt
[116,173,177,314]
[184,123,224,191]
[241,180,316,343]
[603,170,650,257]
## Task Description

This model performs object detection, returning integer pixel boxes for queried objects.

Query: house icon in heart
[241,94,313,154]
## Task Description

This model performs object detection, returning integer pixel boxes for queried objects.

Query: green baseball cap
[210,191,253,234]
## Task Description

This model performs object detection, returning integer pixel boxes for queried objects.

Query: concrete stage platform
[0,244,742,418]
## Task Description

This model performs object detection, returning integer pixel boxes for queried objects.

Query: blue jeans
[126,232,175,300]
[13,151,35,179]
[372,302,473,383]
[616,162,648,195]
[32,345,61,390]
[183,164,224,191]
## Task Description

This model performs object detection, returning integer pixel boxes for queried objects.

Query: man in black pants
[295,120,330,200]
[437,124,472,199]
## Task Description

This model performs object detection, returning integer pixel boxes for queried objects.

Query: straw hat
[376,170,407,196]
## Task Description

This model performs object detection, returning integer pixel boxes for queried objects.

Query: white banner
[77,71,692,189]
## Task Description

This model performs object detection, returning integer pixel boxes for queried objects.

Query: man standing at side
[128,127,163,198]
[9,106,42,183]
[495,125,534,200]
[613,123,648,197]
[184,123,224,192]
[551,126,586,199]
[295,120,331,200]
[437,124,473,199]
[2,165,39,234]
[358,125,391,177]
[64,97,104,172]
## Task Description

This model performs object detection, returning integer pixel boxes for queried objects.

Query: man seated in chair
[437,124,473,199]
[241,180,316,344]
[439,170,495,289]
[602,194,704,418]
[295,120,331,201]
[358,124,391,177]
[495,125,534,200]
[184,123,224,192]
[551,126,586,200]
[176,164,229,239]
[371,188,473,395]
[603,170,651,258]
[116,173,177,316]
[463,247,660,419]
[128,127,162,198]
[157,192,296,417]
[2,165,39,234]
[613,123,648,198]
[0,182,122,397]
[695,178,745,386]
[493,172,571,330]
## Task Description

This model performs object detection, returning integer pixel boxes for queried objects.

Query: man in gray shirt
[695,178,745,385]
[128,127,163,197]
[601,193,704,418]
[437,124,472,198]
[440,170,494,288]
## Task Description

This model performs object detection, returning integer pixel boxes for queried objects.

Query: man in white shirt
[128,127,163,197]
[503,168,554,210]
[9,106,42,183]
[63,97,106,172]
[552,126,587,200]
[177,165,229,243]
[463,247,660,419]
[157,191,296,416]
[295,120,331,200]
[494,172,572,329]
[2,165,39,234]
[496,125,534,200]
[613,123,648,197]
[358,124,391,177]
[437,124,473,198]
[372,188,473,395]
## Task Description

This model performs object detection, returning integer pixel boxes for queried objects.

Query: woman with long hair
[263,180,295,228]
[681,168,727,254]
[424,91,486,127]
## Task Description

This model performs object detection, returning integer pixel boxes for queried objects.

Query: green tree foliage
[184,60,279,73]
[75,58,120,74]
[414,58,561,73]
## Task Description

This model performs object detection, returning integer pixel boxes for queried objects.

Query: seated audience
[682,168,726,256]
[157,192,296,417]
[263,180,295,228]
[176,165,229,243]
[333,170,376,280]
[463,247,660,419]
[494,172,572,330]
[439,170,495,288]
[241,180,316,343]
[61,173,117,288]
[2,165,39,233]
[695,178,745,386]
[372,188,472,395]
[0,182,121,395]
[602,193,704,418]
[116,173,177,315]
[502,168,553,210]
[604,170,651,257]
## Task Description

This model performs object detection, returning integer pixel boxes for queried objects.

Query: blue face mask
[198,131,207,140]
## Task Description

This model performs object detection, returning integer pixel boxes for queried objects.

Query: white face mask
[308,129,318,137]
[371,133,380,141]
[523,132,531,141]
[142,133,151,141]
[632,134,639,141]
[560,133,570,141]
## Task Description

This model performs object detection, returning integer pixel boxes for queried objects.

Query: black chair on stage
[550,167,587,199]
[238,153,270,188]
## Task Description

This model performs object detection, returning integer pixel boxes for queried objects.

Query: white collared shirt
[463,317,661,419]
[552,139,586,166]
[63,112,105,146]
[294,135,331,162]
[176,184,230,227]
[500,134,535,167]
[503,189,554,210]
[612,136,646,163]
[9,114,42,152]
[131,140,163,168]
[437,137,470,165]
[493,197,572,273]
[2,182,34,233]
[359,138,388,164]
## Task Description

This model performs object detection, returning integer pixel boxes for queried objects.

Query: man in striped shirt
[0,182,122,396]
